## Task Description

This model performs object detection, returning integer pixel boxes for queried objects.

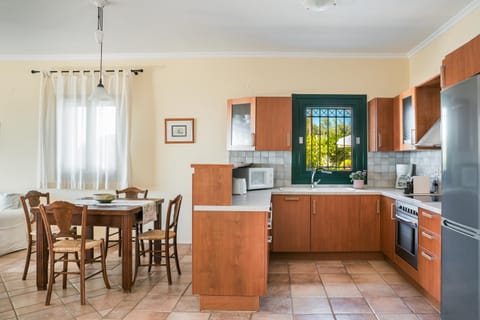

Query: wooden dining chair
[134,194,182,285]
[20,190,50,280]
[105,187,148,256]
[39,201,110,305]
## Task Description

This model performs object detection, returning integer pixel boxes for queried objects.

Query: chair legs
[22,236,34,280]
[45,245,110,306]
[105,225,145,257]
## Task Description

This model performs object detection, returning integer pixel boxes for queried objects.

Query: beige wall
[409,5,480,86]
[0,57,408,242]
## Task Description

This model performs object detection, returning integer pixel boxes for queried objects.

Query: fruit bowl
[93,193,116,203]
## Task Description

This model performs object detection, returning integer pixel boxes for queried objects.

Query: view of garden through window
[305,106,352,171]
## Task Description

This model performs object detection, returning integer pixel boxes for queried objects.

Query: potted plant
[349,170,367,189]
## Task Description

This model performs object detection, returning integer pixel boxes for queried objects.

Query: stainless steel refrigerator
[441,73,480,319]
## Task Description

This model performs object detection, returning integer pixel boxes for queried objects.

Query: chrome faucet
[311,167,332,188]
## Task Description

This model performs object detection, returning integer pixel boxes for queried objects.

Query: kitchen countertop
[193,187,441,214]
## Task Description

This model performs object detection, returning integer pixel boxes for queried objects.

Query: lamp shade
[89,82,114,103]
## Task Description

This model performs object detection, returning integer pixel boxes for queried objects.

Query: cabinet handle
[267,236,272,243]
[378,133,382,148]
[421,231,435,240]
[376,199,380,214]
[422,212,434,219]
[287,134,291,147]
[251,132,255,144]
[284,197,299,201]
[390,203,396,220]
[421,251,434,261]
[312,199,316,215]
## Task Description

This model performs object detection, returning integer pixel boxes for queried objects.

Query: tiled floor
[0,247,440,320]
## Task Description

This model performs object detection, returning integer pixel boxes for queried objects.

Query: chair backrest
[21,190,50,234]
[165,195,182,238]
[39,201,87,251]
[116,187,148,199]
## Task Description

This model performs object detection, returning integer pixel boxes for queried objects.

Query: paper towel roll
[413,176,430,194]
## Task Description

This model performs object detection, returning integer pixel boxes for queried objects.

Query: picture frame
[165,118,195,144]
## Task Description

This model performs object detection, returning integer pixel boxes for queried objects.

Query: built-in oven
[395,200,419,269]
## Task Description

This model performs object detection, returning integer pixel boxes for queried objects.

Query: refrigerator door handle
[443,219,480,240]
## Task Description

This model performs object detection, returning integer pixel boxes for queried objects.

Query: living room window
[291,94,367,184]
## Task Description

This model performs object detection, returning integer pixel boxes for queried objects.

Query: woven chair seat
[138,229,176,241]
[53,239,103,252]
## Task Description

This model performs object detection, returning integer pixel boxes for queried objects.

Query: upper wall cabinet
[227,97,292,151]
[442,34,480,88]
[368,97,394,152]
[393,76,441,151]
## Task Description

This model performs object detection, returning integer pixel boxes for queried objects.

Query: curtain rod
[31,69,143,75]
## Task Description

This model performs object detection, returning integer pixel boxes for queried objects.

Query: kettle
[232,178,247,195]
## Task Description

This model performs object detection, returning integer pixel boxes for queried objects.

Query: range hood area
[415,119,441,147]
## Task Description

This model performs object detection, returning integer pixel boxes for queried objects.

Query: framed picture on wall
[165,118,195,143]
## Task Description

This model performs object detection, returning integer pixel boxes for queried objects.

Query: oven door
[395,212,418,269]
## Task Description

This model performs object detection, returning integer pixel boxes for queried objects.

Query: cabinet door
[381,196,396,260]
[368,98,394,152]
[400,88,416,150]
[192,211,267,296]
[227,97,256,150]
[272,195,310,252]
[311,195,359,252]
[255,97,292,151]
[358,196,381,251]
[443,35,480,88]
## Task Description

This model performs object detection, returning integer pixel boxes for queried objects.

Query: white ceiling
[0,0,478,59]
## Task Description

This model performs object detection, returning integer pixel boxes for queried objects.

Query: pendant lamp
[90,0,113,103]
[301,0,336,11]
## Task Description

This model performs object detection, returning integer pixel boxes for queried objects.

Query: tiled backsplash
[229,149,442,188]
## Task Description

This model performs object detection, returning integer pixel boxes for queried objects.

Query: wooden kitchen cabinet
[442,34,480,88]
[368,97,394,152]
[393,76,441,151]
[272,195,310,252]
[227,96,292,151]
[418,208,441,305]
[380,196,396,261]
[310,195,380,252]
[191,164,233,206]
[192,210,268,310]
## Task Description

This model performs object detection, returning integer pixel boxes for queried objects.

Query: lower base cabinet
[272,194,380,252]
[192,210,268,311]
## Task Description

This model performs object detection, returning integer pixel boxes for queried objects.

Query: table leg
[121,216,133,292]
[36,212,48,290]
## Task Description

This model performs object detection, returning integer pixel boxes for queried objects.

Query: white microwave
[233,167,274,190]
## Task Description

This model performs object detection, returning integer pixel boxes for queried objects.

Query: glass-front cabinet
[227,97,256,150]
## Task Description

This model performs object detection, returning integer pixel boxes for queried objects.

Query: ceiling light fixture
[301,0,336,11]
[90,0,112,102]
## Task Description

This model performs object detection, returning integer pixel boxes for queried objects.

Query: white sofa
[0,208,27,256]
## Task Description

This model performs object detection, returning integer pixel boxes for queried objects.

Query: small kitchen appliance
[395,164,415,189]
[232,177,247,195]
[233,167,274,190]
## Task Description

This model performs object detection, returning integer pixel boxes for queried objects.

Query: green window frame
[292,94,368,184]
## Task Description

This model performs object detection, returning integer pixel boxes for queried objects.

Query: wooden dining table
[35,198,164,292]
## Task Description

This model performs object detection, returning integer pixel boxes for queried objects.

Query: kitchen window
[291,94,367,184]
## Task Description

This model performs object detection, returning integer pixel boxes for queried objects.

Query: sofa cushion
[0,193,22,212]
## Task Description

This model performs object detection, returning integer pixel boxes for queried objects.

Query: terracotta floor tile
[402,296,439,314]
[324,285,362,298]
[329,297,372,314]
[122,310,169,320]
[366,297,411,314]
[381,273,409,285]
[209,311,252,320]
[135,294,180,312]
[269,273,291,284]
[351,273,386,285]
[270,263,289,274]
[320,274,353,285]
[375,314,418,320]
[388,283,423,298]
[294,314,335,319]
[268,283,291,296]
[259,296,292,313]
[335,314,377,320]
[292,297,331,314]
[290,273,321,284]
[316,265,347,274]
[165,311,211,320]
[289,262,318,274]
[368,260,396,273]
[356,284,397,298]
[415,314,441,320]
[174,295,200,312]
[251,313,293,320]
[290,283,326,297]
[345,264,377,274]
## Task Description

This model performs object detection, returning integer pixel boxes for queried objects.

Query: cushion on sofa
[0,193,22,212]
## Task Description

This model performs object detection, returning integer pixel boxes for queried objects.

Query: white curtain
[37,70,132,190]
